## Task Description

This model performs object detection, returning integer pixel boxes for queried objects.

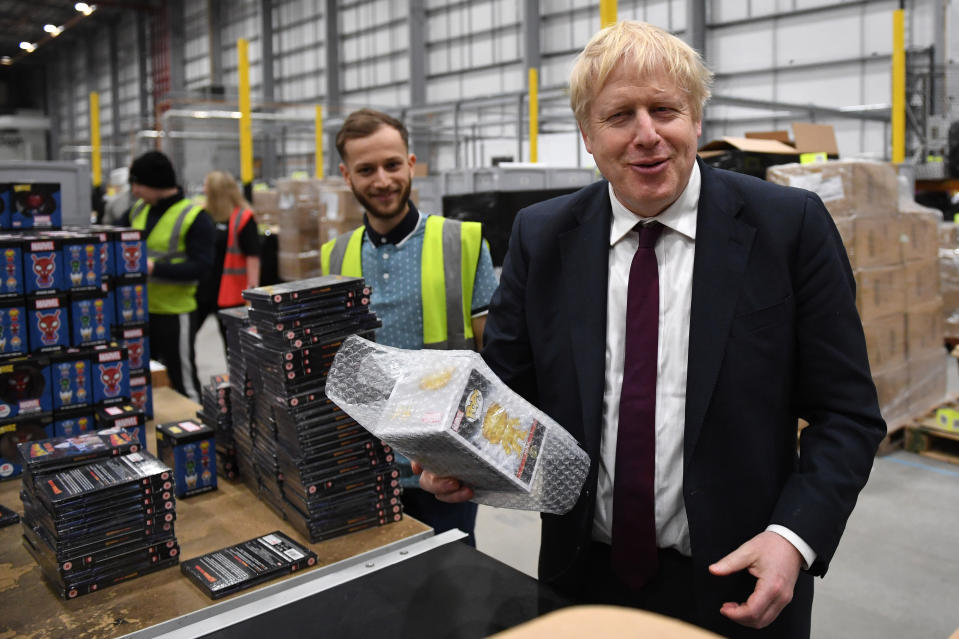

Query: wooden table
[0,387,430,639]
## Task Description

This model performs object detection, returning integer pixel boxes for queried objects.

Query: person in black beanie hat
[119,150,215,402]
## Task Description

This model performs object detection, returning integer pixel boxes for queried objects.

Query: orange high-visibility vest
[217,207,255,307]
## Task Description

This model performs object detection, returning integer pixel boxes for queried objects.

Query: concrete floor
[196,315,959,639]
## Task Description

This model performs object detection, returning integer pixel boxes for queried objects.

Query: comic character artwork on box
[55,412,93,438]
[71,297,111,347]
[0,360,51,418]
[12,183,62,229]
[0,304,26,358]
[52,358,92,411]
[92,349,129,405]
[129,373,152,419]
[0,244,23,296]
[116,281,148,325]
[64,242,101,290]
[115,231,147,277]
[28,296,68,352]
[25,247,63,295]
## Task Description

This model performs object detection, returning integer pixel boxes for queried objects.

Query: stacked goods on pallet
[275,179,327,281]
[938,223,959,341]
[251,189,281,226]
[17,432,178,599]
[767,160,945,429]
[230,275,402,542]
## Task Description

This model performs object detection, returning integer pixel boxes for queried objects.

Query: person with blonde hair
[416,20,884,638]
[195,170,260,349]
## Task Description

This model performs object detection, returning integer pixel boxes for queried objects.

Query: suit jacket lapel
[559,183,611,460]
[685,162,755,460]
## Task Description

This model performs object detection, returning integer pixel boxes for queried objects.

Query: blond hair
[203,171,250,223]
[569,21,713,128]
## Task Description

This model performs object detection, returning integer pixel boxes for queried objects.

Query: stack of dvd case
[217,306,255,483]
[197,373,236,480]
[16,431,179,598]
[234,275,404,542]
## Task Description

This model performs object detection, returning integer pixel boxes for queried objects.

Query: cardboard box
[853,216,904,268]
[900,203,941,262]
[766,160,899,219]
[0,234,24,298]
[0,413,53,480]
[871,362,911,427]
[277,251,321,281]
[11,182,62,229]
[0,297,28,360]
[317,185,364,223]
[91,344,130,406]
[906,298,945,357]
[938,222,959,248]
[856,266,905,321]
[277,203,324,255]
[27,294,69,352]
[252,189,280,226]
[0,356,52,418]
[50,349,93,412]
[904,258,940,307]
[698,137,798,179]
[862,314,906,373]
[907,350,947,416]
[319,218,360,247]
[23,237,64,295]
[52,407,94,438]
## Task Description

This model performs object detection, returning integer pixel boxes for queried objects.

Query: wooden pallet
[904,425,959,465]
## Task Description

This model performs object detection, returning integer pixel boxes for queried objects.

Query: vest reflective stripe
[218,207,255,307]
[131,198,203,314]
[323,228,363,277]
[319,216,482,350]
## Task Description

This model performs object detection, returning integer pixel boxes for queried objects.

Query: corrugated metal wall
[40,0,956,188]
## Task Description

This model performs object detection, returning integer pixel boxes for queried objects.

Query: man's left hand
[708,530,802,629]
[146,258,155,275]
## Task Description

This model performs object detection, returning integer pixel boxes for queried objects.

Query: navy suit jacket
[481,160,886,630]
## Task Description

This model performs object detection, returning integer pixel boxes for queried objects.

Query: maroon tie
[611,221,662,589]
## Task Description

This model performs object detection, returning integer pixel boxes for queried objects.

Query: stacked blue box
[0,297,27,359]
[23,236,64,296]
[10,183,62,230]
[114,229,146,279]
[69,288,112,347]
[27,295,69,353]
[0,234,24,297]
[114,324,151,419]
[49,350,92,413]
[113,276,148,325]
[91,344,130,407]
[0,185,10,229]
[0,223,150,482]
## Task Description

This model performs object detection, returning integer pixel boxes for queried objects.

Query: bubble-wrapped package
[326,335,589,514]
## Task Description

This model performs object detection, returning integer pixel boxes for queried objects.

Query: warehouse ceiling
[0,0,137,64]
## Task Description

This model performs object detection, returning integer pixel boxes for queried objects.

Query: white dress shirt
[591,162,816,568]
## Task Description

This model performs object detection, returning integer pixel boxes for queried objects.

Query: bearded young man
[321,108,499,546]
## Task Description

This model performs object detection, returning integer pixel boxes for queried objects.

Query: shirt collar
[608,161,700,246]
[364,201,421,247]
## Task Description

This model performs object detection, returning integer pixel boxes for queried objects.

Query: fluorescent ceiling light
[75,2,95,15]
[44,24,64,36]
[19,42,36,52]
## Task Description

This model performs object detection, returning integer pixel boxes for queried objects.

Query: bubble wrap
[326,335,589,514]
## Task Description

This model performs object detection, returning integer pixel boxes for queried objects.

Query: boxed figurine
[113,276,148,325]
[49,349,92,412]
[27,294,69,352]
[114,324,149,371]
[23,237,64,295]
[114,229,147,279]
[0,412,54,480]
[0,355,52,418]
[128,370,153,420]
[71,225,115,279]
[53,407,95,438]
[156,419,217,497]
[91,344,129,405]
[0,234,24,297]
[11,183,62,229]
[0,297,27,359]
[60,233,103,291]
[95,404,146,446]
[0,184,9,229]
[69,289,111,347]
